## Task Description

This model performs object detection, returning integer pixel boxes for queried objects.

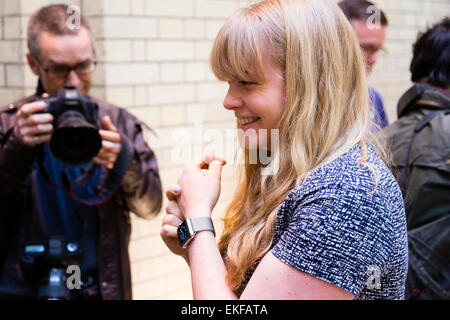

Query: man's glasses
[33,57,97,79]
[360,44,388,57]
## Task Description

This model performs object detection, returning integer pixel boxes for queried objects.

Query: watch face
[177,221,190,247]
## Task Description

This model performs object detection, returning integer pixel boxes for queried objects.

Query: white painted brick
[3,16,27,39]
[145,0,194,17]
[0,88,25,106]
[101,40,133,62]
[158,18,183,39]
[194,0,241,18]
[81,0,103,15]
[0,65,5,87]
[102,0,131,15]
[0,40,25,63]
[186,102,207,124]
[197,82,227,101]
[24,66,37,87]
[132,40,146,62]
[89,86,106,101]
[105,63,158,85]
[148,83,195,104]
[206,101,234,122]
[134,85,148,106]
[184,61,207,82]
[128,106,161,128]
[132,276,168,299]
[205,19,224,40]
[129,234,168,262]
[194,40,213,60]
[1,0,21,15]
[160,62,183,83]
[160,104,185,126]
[105,85,134,107]
[131,0,145,16]
[103,17,157,39]
[184,19,205,39]
[147,41,194,61]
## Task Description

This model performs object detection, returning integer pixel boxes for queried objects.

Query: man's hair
[338,0,388,26]
[27,4,92,59]
[410,17,450,88]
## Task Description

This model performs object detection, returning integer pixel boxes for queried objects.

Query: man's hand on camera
[14,95,54,147]
[93,116,122,170]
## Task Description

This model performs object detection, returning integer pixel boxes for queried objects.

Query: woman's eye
[240,81,257,86]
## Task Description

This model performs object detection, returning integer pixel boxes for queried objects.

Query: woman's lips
[237,117,260,130]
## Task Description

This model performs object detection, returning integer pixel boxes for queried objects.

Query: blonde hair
[211,0,387,295]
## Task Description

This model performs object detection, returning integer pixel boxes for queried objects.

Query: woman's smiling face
[223,53,286,151]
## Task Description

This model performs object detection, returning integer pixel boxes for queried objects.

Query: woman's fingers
[193,153,226,170]
[162,212,183,228]
[165,185,181,201]
[160,224,178,238]
[165,201,183,221]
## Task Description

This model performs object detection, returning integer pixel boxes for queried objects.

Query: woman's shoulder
[291,142,400,201]
[282,142,405,228]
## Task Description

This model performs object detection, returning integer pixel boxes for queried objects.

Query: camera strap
[36,136,133,206]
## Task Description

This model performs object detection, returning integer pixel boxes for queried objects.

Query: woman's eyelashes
[240,81,258,86]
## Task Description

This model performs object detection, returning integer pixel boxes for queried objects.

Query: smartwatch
[177,217,215,248]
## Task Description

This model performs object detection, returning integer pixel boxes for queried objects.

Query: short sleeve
[272,183,394,296]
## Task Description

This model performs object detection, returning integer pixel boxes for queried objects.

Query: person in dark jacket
[0,4,162,300]
[383,17,450,300]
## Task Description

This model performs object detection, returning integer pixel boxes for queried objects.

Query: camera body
[41,85,102,165]
[21,237,81,300]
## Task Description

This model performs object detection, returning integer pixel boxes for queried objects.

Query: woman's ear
[26,52,39,76]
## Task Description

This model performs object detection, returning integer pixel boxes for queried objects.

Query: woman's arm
[186,227,237,300]
[161,155,354,300]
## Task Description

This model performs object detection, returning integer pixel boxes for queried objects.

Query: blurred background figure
[383,17,450,300]
[338,0,390,130]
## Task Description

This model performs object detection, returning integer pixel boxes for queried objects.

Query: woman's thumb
[208,160,223,179]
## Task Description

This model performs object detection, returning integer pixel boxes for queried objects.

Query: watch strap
[189,217,215,236]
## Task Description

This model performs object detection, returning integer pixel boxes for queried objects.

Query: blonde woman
[161,0,408,300]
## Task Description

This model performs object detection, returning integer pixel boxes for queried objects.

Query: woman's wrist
[183,206,212,219]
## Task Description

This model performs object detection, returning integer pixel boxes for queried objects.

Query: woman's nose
[223,87,244,110]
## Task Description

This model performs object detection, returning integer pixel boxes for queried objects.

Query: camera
[40,85,102,165]
[20,237,82,300]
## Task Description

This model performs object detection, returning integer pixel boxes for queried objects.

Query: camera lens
[50,110,102,165]
[37,268,71,300]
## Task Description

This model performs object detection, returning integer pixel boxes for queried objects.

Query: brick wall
[0,0,449,300]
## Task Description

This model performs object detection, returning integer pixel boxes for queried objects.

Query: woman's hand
[176,155,226,219]
[160,186,189,261]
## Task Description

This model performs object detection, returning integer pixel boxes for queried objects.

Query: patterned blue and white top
[246,143,409,299]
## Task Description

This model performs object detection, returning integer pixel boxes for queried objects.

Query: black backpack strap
[401,109,450,192]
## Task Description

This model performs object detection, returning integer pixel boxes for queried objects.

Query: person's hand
[176,154,226,219]
[93,116,122,169]
[14,96,54,147]
[160,186,189,260]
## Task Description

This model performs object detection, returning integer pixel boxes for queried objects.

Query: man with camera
[0,4,162,300]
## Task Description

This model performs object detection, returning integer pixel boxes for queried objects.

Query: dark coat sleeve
[0,102,37,202]
[103,105,163,219]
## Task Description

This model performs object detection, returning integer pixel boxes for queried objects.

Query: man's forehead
[39,27,93,63]
[351,19,386,45]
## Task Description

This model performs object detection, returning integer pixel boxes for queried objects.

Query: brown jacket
[0,91,162,300]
